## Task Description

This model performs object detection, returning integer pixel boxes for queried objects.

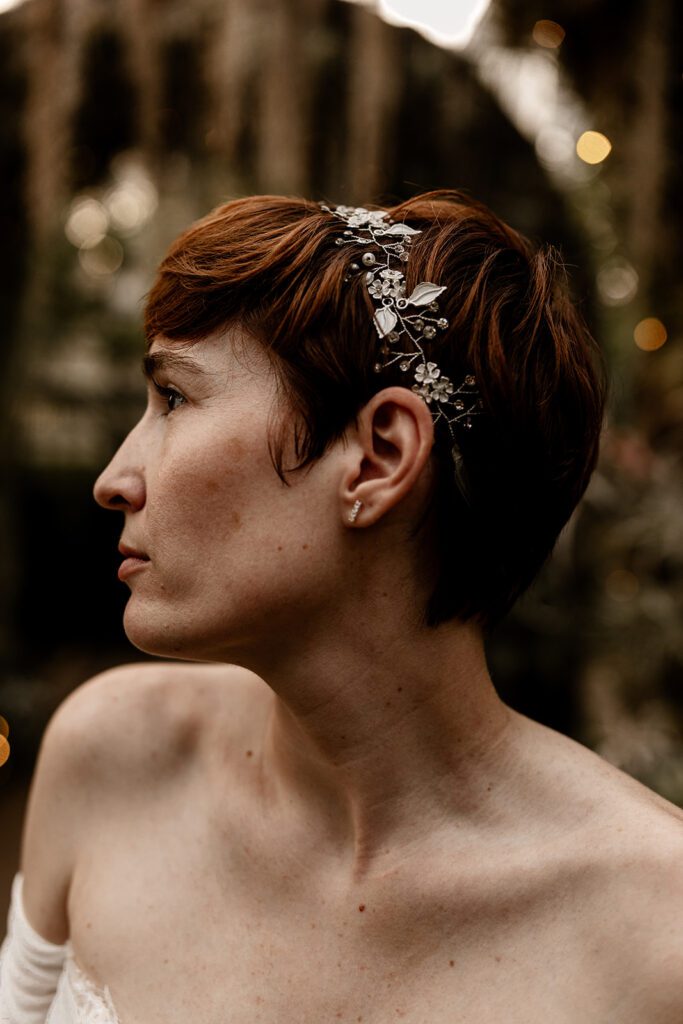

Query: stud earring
[348,499,362,524]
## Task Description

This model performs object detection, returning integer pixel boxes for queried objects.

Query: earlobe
[340,387,434,527]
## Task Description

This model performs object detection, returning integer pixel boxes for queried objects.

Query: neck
[243,609,514,881]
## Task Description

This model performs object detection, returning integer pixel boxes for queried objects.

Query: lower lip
[118,557,150,581]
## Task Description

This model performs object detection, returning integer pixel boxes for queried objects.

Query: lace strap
[64,955,121,1024]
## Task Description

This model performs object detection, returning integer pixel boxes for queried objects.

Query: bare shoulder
[512,709,683,829]
[19,660,267,942]
[513,713,683,1019]
[595,767,683,1019]
[597,826,683,1023]
[56,659,267,771]
[50,659,268,774]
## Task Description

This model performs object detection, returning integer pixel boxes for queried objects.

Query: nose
[93,426,146,512]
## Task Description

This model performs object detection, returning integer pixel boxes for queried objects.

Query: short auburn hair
[144,190,607,629]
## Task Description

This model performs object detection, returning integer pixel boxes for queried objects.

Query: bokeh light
[532,20,565,48]
[0,714,8,738]
[375,0,492,47]
[104,172,157,236]
[78,237,124,278]
[596,258,638,306]
[535,124,575,169]
[633,317,668,352]
[0,735,10,768]
[65,197,109,249]
[576,130,612,164]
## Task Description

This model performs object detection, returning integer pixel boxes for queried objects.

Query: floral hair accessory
[320,204,483,459]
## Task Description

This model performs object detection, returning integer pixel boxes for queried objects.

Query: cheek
[201,476,243,530]
[152,434,240,509]
[150,432,251,538]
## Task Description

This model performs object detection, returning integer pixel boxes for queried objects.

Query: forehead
[146,329,273,379]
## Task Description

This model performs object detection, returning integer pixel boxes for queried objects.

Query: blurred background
[0,0,681,919]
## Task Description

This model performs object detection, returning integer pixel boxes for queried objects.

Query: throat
[257,666,514,879]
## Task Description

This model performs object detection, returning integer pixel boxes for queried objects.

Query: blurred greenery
[0,0,680,823]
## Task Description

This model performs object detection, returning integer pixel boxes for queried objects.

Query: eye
[151,379,186,415]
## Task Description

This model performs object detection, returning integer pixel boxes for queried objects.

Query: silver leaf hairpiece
[321,204,483,459]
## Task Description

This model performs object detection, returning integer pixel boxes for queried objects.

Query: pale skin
[18,329,683,1023]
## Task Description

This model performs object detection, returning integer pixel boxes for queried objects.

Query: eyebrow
[141,351,209,381]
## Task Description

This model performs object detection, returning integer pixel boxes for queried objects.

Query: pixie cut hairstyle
[144,190,607,630]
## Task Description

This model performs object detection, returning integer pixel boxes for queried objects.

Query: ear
[340,387,435,527]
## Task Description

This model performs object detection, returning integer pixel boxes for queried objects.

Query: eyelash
[151,379,186,415]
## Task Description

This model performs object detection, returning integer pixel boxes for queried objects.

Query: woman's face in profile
[93,330,344,664]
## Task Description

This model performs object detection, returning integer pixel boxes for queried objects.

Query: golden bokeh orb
[0,734,10,768]
[532,19,565,48]
[633,317,667,351]
[576,130,612,164]
[0,714,8,738]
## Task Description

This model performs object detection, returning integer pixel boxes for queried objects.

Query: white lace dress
[0,874,120,1024]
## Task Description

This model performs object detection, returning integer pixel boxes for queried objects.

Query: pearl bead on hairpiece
[321,204,483,458]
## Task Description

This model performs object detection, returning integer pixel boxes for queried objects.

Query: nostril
[93,485,125,510]
[93,471,146,513]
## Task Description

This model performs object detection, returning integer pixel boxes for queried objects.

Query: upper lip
[118,543,149,560]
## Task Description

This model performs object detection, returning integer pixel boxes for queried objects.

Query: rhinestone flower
[431,378,455,403]
[414,362,440,386]
[368,269,406,299]
[338,207,390,229]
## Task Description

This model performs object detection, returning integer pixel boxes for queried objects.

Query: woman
[2,191,682,1023]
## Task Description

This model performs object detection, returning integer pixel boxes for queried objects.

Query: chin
[122,599,238,663]
[122,603,193,660]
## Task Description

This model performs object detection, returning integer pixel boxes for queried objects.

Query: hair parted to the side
[144,190,608,630]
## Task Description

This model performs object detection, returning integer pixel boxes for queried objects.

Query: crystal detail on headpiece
[321,204,483,443]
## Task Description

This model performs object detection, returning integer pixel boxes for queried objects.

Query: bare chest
[65,732,658,1024]
[68,844,629,1024]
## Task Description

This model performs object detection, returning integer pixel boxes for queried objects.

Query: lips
[117,543,150,582]
[118,543,150,561]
